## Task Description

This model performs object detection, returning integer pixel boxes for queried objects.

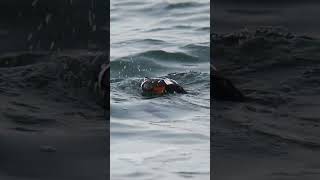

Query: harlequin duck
[141,77,186,95]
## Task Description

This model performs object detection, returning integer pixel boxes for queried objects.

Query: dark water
[212,26,320,180]
[111,0,210,179]
[0,2,109,179]
[0,2,110,125]
[0,0,109,52]
[212,2,320,179]
[212,1,320,37]
[211,0,320,180]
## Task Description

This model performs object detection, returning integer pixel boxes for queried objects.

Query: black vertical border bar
[107,0,111,178]
[210,0,213,179]
[89,0,110,178]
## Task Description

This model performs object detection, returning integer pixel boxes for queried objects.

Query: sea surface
[110,0,210,179]
[212,2,320,179]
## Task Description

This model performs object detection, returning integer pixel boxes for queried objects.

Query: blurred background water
[212,1,320,179]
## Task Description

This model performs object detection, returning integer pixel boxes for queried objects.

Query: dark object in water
[141,77,187,96]
[211,66,244,101]
[95,58,110,110]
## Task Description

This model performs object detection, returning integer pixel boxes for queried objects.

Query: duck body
[141,77,186,96]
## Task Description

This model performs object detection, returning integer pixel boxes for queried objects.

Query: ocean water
[110,0,210,179]
[212,27,320,179]
[212,1,320,179]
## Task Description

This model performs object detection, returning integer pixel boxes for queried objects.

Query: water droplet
[37,24,42,31]
[46,14,52,24]
[32,0,39,7]
[27,33,33,41]
[50,41,55,50]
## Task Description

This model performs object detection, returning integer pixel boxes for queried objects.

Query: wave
[110,49,208,78]
[145,25,204,32]
[213,27,320,148]
[136,50,199,62]
[164,1,204,10]
[111,71,209,98]
[0,51,109,106]
[115,39,169,45]
[113,0,207,17]
[212,27,320,72]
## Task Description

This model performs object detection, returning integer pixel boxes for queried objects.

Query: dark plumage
[211,66,244,101]
[141,77,187,96]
